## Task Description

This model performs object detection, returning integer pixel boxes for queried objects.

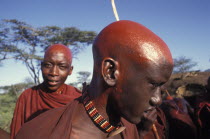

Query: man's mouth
[48,80,59,86]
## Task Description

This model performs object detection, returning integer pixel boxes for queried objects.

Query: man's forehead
[46,48,70,56]
[139,42,163,65]
[45,51,64,56]
[146,60,173,80]
[135,40,173,66]
[45,44,72,58]
[44,51,72,64]
[45,51,68,58]
[45,49,71,61]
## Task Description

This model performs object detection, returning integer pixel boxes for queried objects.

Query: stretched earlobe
[102,58,119,86]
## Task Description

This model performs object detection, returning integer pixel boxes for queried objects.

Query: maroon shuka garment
[195,94,210,138]
[15,99,140,139]
[0,128,10,139]
[121,118,140,139]
[143,108,167,139]
[196,98,210,127]
[160,98,197,139]
[10,84,81,139]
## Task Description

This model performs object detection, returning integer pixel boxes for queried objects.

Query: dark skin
[69,20,173,139]
[41,44,73,93]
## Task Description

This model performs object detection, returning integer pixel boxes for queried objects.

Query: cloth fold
[10,84,81,139]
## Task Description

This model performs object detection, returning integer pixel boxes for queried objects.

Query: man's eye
[59,65,67,70]
[151,83,159,88]
[150,82,165,88]
[44,63,52,68]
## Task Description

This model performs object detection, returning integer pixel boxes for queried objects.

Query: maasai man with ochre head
[10,44,81,139]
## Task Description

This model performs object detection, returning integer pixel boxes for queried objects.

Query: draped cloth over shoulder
[160,98,197,139]
[16,99,140,139]
[10,84,81,139]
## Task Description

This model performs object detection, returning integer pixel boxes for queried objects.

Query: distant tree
[173,56,197,73]
[0,19,97,84]
[77,71,91,83]
[71,71,91,89]
[0,82,34,97]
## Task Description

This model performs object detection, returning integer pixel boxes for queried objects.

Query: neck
[40,83,65,94]
[85,83,121,126]
[88,77,103,99]
[83,85,120,127]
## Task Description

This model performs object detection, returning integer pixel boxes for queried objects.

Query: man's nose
[150,88,162,106]
[49,66,59,76]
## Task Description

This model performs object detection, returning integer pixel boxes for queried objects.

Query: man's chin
[45,85,60,92]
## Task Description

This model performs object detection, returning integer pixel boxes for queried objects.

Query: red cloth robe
[195,94,210,138]
[10,84,81,139]
[143,108,167,139]
[160,98,197,139]
[15,98,140,139]
[0,128,10,139]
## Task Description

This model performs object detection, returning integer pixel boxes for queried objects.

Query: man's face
[112,59,173,124]
[41,52,72,92]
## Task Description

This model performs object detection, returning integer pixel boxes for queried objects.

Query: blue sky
[0,0,210,86]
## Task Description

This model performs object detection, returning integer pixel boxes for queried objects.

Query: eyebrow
[58,62,71,66]
[149,78,166,85]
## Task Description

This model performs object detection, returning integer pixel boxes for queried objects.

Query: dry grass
[164,72,210,97]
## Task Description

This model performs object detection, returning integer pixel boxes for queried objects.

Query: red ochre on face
[41,44,73,92]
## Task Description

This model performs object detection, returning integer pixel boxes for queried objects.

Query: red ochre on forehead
[93,20,173,65]
[45,44,72,63]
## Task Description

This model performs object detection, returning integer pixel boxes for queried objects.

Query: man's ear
[102,58,119,86]
[68,66,73,75]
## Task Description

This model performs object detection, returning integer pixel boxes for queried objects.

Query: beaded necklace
[82,85,125,137]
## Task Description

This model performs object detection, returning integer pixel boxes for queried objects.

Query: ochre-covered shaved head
[90,20,174,124]
[44,44,72,64]
[93,20,173,67]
